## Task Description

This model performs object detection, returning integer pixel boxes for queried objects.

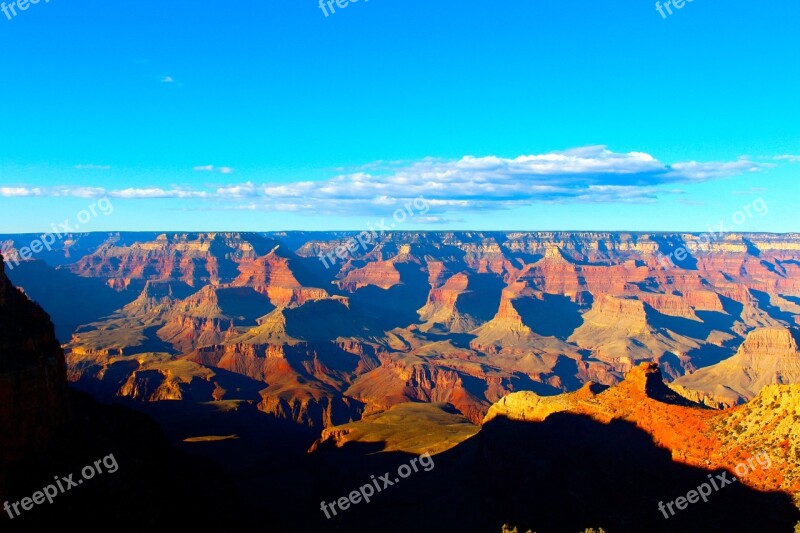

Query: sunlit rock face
[672,326,800,407]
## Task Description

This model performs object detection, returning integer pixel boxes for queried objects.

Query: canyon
[3,230,799,429]
[2,230,800,531]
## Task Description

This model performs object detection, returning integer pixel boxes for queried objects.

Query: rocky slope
[671,326,800,407]
[310,402,479,455]
[307,361,800,533]
[484,362,800,505]
[567,294,701,378]
[4,231,797,431]
[0,253,250,529]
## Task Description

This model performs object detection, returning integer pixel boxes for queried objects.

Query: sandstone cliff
[672,326,800,407]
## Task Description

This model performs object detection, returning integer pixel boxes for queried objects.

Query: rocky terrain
[2,231,800,531]
[0,253,249,529]
[316,361,800,515]
[672,326,800,407]
[310,362,800,532]
[484,362,800,504]
[3,231,799,430]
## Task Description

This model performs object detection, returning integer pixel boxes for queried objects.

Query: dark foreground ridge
[0,254,245,530]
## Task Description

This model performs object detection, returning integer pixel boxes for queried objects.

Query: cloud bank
[1,146,764,217]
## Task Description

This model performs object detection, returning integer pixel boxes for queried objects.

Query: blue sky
[0,0,798,232]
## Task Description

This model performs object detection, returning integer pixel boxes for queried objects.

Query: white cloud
[109,188,210,199]
[667,159,761,180]
[2,147,766,218]
[217,182,258,198]
[415,216,464,224]
[194,165,234,174]
[55,187,108,198]
[0,187,43,197]
[211,147,761,213]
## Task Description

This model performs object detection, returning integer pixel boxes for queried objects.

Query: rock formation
[483,361,800,504]
[6,231,795,430]
[672,326,800,407]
